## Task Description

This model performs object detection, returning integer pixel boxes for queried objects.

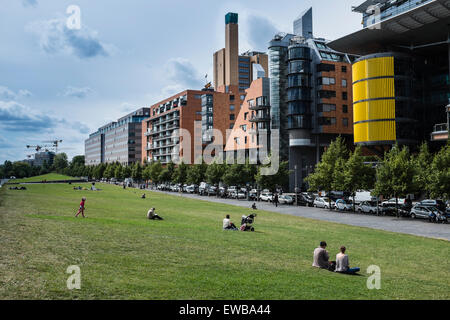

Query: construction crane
[26,145,43,152]
[42,139,63,153]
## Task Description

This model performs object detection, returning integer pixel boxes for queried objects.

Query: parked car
[357,201,379,214]
[279,194,294,205]
[237,189,247,199]
[301,193,315,207]
[410,205,442,220]
[418,199,446,212]
[198,182,210,195]
[314,197,335,209]
[206,186,217,196]
[249,189,258,201]
[260,192,273,202]
[381,203,410,217]
[185,185,196,193]
[227,186,237,197]
[335,199,353,211]
[381,198,406,206]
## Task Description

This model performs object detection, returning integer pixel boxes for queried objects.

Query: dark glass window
[229,114,235,120]
[317,63,335,72]
[318,90,336,99]
[341,66,347,73]
[342,92,348,100]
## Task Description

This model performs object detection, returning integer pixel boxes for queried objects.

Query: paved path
[149,189,450,241]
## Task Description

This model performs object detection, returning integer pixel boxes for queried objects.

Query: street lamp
[294,165,299,206]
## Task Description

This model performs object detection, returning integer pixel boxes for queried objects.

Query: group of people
[313,241,360,274]
[222,214,255,232]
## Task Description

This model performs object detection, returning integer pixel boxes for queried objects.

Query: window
[317,63,335,72]
[341,66,347,73]
[230,114,235,120]
[230,105,235,111]
[343,105,348,113]
[342,79,347,87]
[244,136,247,144]
[319,117,336,125]
[318,104,336,112]
[318,77,335,85]
[244,112,248,120]
[229,123,234,129]
[240,95,246,100]
[194,94,201,99]
[241,125,247,132]
[342,92,348,100]
[318,90,336,99]
[230,95,235,101]
[342,118,349,127]
[195,111,202,115]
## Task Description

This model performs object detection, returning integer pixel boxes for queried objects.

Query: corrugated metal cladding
[352,56,396,144]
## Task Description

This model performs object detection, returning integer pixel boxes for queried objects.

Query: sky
[0,0,364,163]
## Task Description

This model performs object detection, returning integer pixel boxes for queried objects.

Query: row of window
[318,117,349,127]
[318,104,348,113]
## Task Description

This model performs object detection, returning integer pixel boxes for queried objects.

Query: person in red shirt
[75,197,86,218]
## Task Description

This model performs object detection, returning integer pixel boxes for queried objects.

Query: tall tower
[225,12,239,87]
[293,7,313,39]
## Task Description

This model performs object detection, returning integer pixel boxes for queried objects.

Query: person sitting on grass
[141,193,146,199]
[147,208,163,220]
[75,197,86,218]
[312,241,335,271]
[223,214,238,230]
[335,246,360,274]
[252,203,257,210]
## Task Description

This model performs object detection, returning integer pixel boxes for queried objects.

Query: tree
[123,165,132,179]
[12,161,32,178]
[172,162,187,184]
[305,136,348,210]
[40,160,50,175]
[413,142,433,198]
[103,164,115,179]
[93,163,106,180]
[205,161,226,186]
[337,146,376,211]
[255,161,290,192]
[53,153,69,173]
[131,162,142,182]
[428,144,450,201]
[150,161,163,184]
[373,145,416,217]
[158,169,171,183]
[71,155,85,167]
[114,164,124,180]
[3,160,13,177]
[186,162,207,185]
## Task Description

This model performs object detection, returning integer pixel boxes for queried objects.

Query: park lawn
[11,173,79,183]
[0,183,449,300]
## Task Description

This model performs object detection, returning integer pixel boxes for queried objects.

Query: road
[150,189,450,241]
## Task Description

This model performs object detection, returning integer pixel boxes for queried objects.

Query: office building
[85,108,150,166]
[328,0,450,151]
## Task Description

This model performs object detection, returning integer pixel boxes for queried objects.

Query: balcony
[249,115,270,122]
[430,123,449,141]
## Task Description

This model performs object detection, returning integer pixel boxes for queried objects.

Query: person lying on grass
[335,246,360,274]
[223,214,238,230]
[147,208,163,220]
[75,197,86,218]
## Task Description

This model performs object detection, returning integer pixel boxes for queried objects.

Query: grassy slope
[11,173,78,183]
[0,183,448,300]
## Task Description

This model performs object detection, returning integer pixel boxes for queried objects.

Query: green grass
[0,182,449,300]
[10,173,79,183]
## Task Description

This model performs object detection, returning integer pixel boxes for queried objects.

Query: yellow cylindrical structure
[352,55,396,145]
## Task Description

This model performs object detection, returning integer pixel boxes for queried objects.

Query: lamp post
[294,165,299,206]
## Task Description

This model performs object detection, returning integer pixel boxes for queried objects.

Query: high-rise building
[328,0,450,151]
[213,13,269,93]
[141,89,238,164]
[85,108,150,166]
[293,7,313,39]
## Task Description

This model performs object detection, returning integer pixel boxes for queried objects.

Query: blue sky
[0,0,363,163]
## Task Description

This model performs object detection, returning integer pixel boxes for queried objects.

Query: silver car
[410,205,441,220]
[357,201,379,214]
[279,195,294,205]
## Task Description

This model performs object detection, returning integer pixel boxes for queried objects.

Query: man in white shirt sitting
[335,246,360,274]
[223,214,237,230]
[147,208,163,220]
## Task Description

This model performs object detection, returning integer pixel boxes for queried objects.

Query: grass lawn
[0,182,449,300]
[10,173,80,183]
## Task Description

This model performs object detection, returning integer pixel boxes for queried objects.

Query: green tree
[158,169,171,183]
[205,161,226,186]
[53,153,69,173]
[428,144,450,201]
[40,160,50,175]
[337,146,376,211]
[12,161,32,178]
[150,161,163,184]
[114,164,124,180]
[131,162,143,182]
[103,164,115,179]
[186,162,207,185]
[123,165,132,179]
[255,161,290,192]
[374,145,416,217]
[93,163,106,180]
[172,162,187,184]
[413,142,433,198]
[305,136,348,210]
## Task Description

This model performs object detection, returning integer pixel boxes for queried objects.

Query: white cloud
[61,86,93,99]
[26,18,110,59]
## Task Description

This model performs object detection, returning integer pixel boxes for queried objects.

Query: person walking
[75,197,86,218]
[273,193,279,207]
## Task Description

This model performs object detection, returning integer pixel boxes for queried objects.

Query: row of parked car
[313,196,450,223]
